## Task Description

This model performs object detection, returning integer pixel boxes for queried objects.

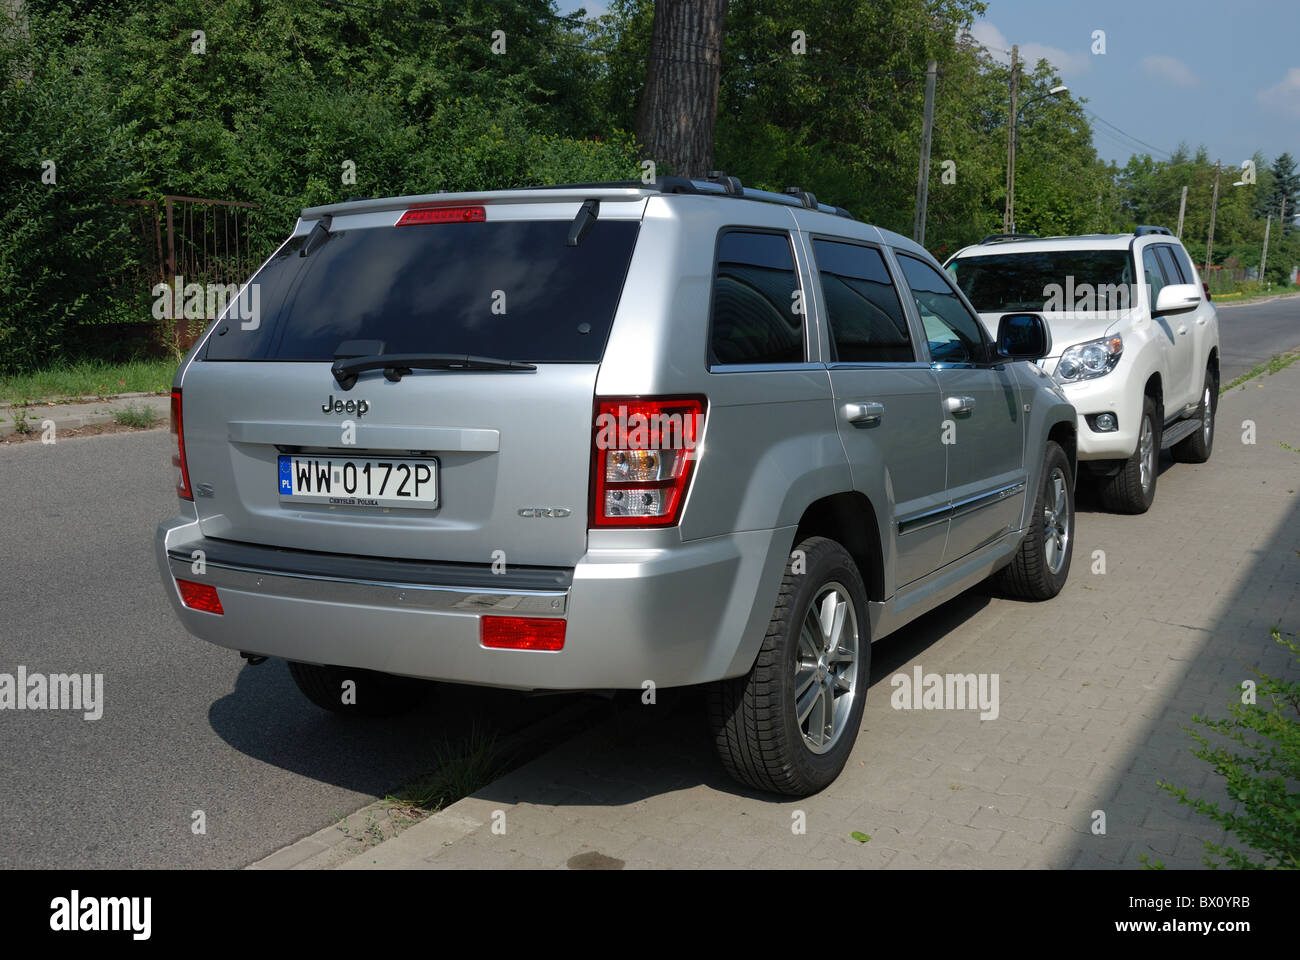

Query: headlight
[1055,335,1123,383]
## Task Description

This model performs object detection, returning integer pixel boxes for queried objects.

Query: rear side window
[710,230,804,366]
[204,218,641,363]
[1155,244,1186,284]
[812,240,914,363]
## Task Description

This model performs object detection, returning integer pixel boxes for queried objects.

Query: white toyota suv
[946,228,1219,513]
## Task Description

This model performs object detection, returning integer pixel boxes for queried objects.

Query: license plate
[278,455,438,508]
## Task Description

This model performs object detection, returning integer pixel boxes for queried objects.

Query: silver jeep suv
[156,177,1078,796]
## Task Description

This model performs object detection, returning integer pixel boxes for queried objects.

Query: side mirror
[1153,283,1201,316]
[996,313,1052,361]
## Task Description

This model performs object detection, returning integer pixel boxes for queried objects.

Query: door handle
[842,401,884,425]
[945,395,976,415]
[1178,326,1188,335]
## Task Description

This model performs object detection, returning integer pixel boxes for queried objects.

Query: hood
[976,309,1135,360]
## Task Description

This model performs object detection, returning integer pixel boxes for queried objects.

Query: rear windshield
[204,218,641,362]
[947,250,1134,312]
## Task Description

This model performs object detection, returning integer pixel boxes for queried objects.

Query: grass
[385,725,504,814]
[0,359,176,406]
[1221,349,1300,395]
[112,402,162,429]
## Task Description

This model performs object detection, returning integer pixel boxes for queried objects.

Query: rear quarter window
[709,230,805,366]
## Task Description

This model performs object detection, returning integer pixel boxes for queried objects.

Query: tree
[635,0,727,177]
[1262,152,1299,238]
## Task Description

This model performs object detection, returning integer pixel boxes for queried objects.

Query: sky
[555,0,1300,171]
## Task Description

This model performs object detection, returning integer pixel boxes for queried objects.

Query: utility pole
[913,60,938,245]
[1003,45,1019,234]
[1260,214,1272,283]
[1176,186,1188,239]
[1204,160,1221,275]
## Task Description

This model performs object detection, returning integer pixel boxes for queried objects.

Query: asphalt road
[0,294,1295,869]
[0,429,579,868]
[1216,294,1300,383]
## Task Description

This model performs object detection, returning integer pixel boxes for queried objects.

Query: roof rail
[979,233,1040,244]
[441,175,856,220]
[1134,225,1173,236]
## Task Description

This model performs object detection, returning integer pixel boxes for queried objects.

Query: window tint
[949,250,1133,312]
[710,231,804,365]
[205,219,641,363]
[1155,244,1186,284]
[1171,244,1198,284]
[897,254,987,364]
[812,240,914,363]
[1142,247,1167,307]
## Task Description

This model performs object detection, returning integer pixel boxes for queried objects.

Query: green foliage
[1157,627,1300,869]
[0,11,147,372]
[0,0,637,374]
[112,401,162,428]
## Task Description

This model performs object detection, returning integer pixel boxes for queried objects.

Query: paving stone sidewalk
[326,366,1300,870]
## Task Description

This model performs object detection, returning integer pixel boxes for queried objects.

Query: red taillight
[176,578,223,615]
[396,205,486,226]
[590,396,705,528]
[480,616,565,651]
[1202,281,1212,302]
[170,389,192,500]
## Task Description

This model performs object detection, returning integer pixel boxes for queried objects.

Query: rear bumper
[155,512,789,690]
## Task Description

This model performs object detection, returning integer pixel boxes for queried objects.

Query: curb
[246,696,610,870]
[0,394,170,438]
[0,390,166,412]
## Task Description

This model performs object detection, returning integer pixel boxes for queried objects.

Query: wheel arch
[792,492,887,602]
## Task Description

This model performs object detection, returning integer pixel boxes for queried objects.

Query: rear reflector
[396,205,486,226]
[176,579,223,615]
[480,616,565,651]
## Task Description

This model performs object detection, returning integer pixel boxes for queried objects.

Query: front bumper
[1045,357,1141,461]
[155,509,788,691]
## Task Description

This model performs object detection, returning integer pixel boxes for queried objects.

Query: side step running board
[1159,417,1202,449]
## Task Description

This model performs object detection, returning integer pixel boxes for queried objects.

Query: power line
[1083,108,1172,160]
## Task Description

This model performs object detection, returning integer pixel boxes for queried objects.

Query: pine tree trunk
[635,0,727,179]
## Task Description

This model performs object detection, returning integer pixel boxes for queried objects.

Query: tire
[1097,395,1160,514]
[287,661,431,717]
[998,440,1074,601]
[708,536,870,797]
[1172,368,1216,463]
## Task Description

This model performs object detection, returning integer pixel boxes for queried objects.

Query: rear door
[807,236,948,587]
[178,199,645,567]
[894,252,1026,566]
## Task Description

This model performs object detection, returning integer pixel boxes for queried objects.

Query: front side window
[710,230,804,365]
[1155,244,1186,284]
[812,239,914,363]
[1142,247,1167,307]
[898,254,987,365]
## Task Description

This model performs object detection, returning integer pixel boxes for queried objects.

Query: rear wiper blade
[331,353,537,390]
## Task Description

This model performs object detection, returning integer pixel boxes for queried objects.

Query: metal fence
[113,195,262,349]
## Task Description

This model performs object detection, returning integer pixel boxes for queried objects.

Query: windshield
[947,249,1135,313]
[204,218,641,363]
